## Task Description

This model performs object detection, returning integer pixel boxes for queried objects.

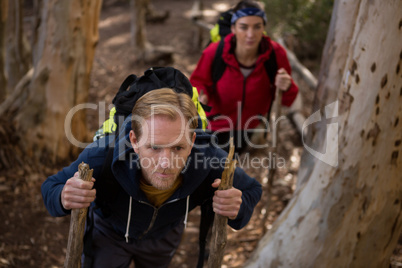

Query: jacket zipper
[137,198,180,240]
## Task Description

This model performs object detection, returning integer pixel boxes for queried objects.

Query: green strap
[192,87,208,130]
[102,107,117,134]
[210,24,221,43]
[99,89,206,137]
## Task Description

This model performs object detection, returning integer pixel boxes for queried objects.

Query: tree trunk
[0,0,7,102]
[245,1,402,267]
[297,0,362,188]
[129,0,172,63]
[0,0,102,167]
[5,0,31,93]
[130,0,147,54]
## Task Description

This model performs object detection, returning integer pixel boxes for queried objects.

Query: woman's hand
[199,90,208,105]
[275,68,292,91]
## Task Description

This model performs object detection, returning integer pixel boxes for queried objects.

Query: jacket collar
[222,33,274,68]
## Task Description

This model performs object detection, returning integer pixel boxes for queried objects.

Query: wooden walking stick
[261,89,283,233]
[64,162,93,268]
[268,89,283,188]
[207,138,236,268]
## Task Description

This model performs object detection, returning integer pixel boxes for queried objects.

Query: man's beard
[148,169,180,190]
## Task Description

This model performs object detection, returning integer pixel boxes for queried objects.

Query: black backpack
[209,9,234,43]
[93,66,208,141]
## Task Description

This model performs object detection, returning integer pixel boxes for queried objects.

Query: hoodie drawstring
[183,195,190,229]
[125,196,133,243]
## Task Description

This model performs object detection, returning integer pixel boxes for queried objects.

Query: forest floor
[0,0,401,267]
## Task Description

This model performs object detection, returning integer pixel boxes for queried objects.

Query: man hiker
[41,79,262,267]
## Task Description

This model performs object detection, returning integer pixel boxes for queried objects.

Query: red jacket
[190,33,298,131]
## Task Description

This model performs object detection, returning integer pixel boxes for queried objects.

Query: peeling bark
[298,0,362,188]
[5,0,31,92]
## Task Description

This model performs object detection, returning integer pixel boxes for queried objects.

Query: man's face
[129,115,196,190]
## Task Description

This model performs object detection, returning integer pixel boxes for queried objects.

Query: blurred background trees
[0,0,102,170]
[263,0,334,71]
[0,0,336,170]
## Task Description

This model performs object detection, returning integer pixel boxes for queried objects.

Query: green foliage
[262,0,334,61]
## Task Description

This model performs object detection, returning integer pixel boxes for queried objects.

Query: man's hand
[61,172,96,210]
[211,179,242,220]
[275,68,292,91]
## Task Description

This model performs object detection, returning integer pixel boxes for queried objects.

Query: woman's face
[231,15,265,51]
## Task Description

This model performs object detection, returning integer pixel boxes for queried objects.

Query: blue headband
[231,7,267,25]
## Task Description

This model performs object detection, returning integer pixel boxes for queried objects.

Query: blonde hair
[131,88,199,139]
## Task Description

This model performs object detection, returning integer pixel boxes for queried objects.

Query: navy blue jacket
[41,118,262,241]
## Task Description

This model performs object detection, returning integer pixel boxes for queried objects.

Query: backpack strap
[264,48,278,87]
[94,143,122,217]
[84,141,121,267]
[197,198,215,268]
[212,39,278,89]
[113,74,140,120]
[82,208,94,267]
[264,48,278,122]
[117,74,137,94]
[209,9,233,43]
[144,67,168,89]
[211,39,226,84]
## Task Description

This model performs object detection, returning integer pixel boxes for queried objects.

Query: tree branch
[64,162,93,268]
[0,68,33,116]
[208,138,236,268]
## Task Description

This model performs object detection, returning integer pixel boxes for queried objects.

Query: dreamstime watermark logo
[64,100,339,167]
